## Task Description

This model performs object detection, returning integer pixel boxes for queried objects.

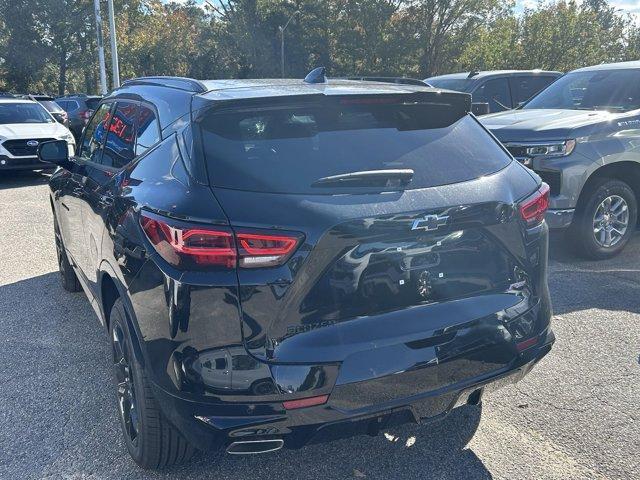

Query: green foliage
[0,0,638,94]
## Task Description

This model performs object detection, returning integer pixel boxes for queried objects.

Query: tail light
[519,183,549,227]
[139,211,301,270]
[81,110,92,123]
[237,233,299,268]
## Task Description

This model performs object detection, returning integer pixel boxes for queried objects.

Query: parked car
[23,95,69,128]
[481,60,640,259]
[425,70,562,115]
[0,98,75,171]
[55,94,102,140]
[39,72,554,469]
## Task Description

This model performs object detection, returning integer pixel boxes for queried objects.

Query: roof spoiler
[121,76,207,93]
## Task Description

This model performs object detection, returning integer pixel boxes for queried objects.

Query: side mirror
[38,140,72,169]
[471,102,490,116]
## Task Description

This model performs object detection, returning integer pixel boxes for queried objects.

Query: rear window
[57,100,78,112]
[200,97,511,194]
[38,100,63,112]
[426,78,474,92]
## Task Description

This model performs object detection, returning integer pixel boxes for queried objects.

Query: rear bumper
[151,328,554,452]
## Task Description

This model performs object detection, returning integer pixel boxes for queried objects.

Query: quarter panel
[98,134,247,396]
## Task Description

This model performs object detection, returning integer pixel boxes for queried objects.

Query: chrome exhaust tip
[226,439,284,455]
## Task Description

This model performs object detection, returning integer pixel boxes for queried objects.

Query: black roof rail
[121,76,207,93]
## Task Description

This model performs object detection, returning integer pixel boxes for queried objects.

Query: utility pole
[107,0,120,88]
[279,10,300,78]
[93,0,108,95]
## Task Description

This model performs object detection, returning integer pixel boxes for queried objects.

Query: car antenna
[304,67,327,84]
[467,71,480,79]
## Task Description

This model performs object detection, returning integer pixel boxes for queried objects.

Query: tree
[404,0,508,77]
[0,0,639,94]
[0,0,50,91]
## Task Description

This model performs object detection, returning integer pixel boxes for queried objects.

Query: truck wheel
[570,178,637,259]
[54,219,81,292]
[109,299,196,469]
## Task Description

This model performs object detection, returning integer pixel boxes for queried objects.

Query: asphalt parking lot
[0,171,638,480]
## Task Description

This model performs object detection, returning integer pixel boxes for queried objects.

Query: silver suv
[481,61,640,259]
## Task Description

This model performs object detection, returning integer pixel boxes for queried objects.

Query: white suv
[0,98,75,171]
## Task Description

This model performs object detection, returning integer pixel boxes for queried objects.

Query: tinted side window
[85,98,101,110]
[529,76,557,98]
[135,105,161,156]
[473,78,512,112]
[63,100,80,113]
[101,102,137,169]
[79,103,112,163]
[510,76,557,106]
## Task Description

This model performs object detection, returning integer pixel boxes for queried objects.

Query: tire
[570,178,637,260]
[109,299,196,469]
[54,218,81,292]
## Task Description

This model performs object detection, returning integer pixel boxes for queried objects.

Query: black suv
[55,94,102,140]
[39,73,554,469]
[426,70,562,115]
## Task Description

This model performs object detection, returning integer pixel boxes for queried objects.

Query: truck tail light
[139,212,301,270]
[519,183,550,227]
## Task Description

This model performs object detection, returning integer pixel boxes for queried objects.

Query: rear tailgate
[213,162,541,367]
[197,91,545,400]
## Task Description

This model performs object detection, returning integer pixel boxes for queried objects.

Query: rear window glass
[200,97,511,194]
[58,100,79,112]
[38,100,63,112]
[426,78,474,92]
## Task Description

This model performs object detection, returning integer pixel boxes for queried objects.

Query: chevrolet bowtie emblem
[411,214,449,231]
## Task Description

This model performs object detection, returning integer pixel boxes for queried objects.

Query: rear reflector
[516,336,539,352]
[140,211,301,270]
[283,395,329,410]
[519,183,550,227]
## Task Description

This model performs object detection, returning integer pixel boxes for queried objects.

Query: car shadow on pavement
[0,170,51,190]
[0,272,493,480]
[548,232,640,316]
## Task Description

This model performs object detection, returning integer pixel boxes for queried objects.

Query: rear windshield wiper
[312,169,414,188]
